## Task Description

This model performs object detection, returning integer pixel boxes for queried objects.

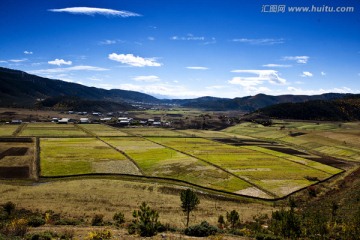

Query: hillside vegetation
[255,95,360,121]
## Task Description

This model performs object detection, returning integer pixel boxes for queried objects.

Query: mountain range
[0,67,352,112]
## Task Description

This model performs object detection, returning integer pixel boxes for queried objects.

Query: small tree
[226,210,240,229]
[130,202,161,237]
[180,189,200,227]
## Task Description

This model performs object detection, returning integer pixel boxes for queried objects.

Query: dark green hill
[0,67,159,108]
[257,95,360,121]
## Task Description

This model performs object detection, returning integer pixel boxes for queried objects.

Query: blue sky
[0,0,359,99]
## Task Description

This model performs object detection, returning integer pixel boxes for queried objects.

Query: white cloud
[99,40,117,45]
[147,37,155,41]
[232,38,285,45]
[108,53,162,67]
[171,34,205,41]
[262,64,292,68]
[48,7,141,17]
[24,51,33,55]
[133,75,160,82]
[229,69,287,86]
[283,56,309,64]
[321,71,326,76]
[203,37,217,45]
[48,59,72,66]
[8,59,28,63]
[186,66,209,70]
[30,65,108,74]
[301,71,313,77]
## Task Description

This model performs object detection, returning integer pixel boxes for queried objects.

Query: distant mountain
[0,67,159,109]
[0,67,353,112]
[167,93,350,111]
[256,95,360,121]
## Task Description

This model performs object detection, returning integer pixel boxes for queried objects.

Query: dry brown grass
[0,178,275,229]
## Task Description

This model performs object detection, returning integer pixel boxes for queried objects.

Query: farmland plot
[0,138,34,178]
[120,127,189,137]
[149,137,341,197]
[101,137,262,197]
[79,124,128,136]
[0,124,20,136]
[40,138,141,176]
[20,123,88,137]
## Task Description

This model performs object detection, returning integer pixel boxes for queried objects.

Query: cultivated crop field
[78,124,128,136]
[149,137,341,197]
[0,138,34,178]
[19,123,89,137]
[0,122,349,200]
[0,124,20,136]
[224,121,360,162]
[101,137,255,196]
[40,137,141,176]
[120,127,189,137]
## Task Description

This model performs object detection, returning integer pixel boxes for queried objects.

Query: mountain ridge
[0,67,352,112]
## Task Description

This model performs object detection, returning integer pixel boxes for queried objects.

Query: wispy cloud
[186,66,209,70]
[301,71,313,77]
[283,56,309,64]
[2,58,28,63]
[229,69,286,86]
[321,71,326,76]
[48,7,141,17]
[30,65,108,74]
[147,37,155,41]
[133,75,160,82]
[24,51,33,55]
[108,53,162,67]
[48,59,72,66]
[232,38,285,45]
[171,34,205,41]
[99,39,120,45]
[262,64,292,68]
[286,86,356,95]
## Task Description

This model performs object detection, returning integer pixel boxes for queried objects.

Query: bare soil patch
[0,147,28,159]
[0,166,29,178]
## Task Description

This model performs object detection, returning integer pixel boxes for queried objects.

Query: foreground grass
[0,178,274,229]
[40,138,140,176]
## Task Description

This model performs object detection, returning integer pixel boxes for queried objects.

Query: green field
[149,137,340,197]
[40,138,141,176]
[120,127,189,137]
[78,124,128,136]
[20,123,88,137]
[0,124,20,136]
[224,121,360,162]
[101,137,256,196]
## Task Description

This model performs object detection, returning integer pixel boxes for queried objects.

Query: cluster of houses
[50,116,169,126]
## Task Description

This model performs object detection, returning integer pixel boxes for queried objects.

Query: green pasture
[149,137,338,197]
[79,124,128,136]
[224,122,360,162]
[40,138,140,176]
[20,123,88,137]
[178,129,254,139]
[120,127,189,137]
[101,137,254,195]
[0,124,19,136]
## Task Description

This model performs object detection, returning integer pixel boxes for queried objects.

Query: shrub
[113,212,125,226]
[3,218,28,237]
[3,201,16,216]
[129,202,161,237]
[184,221,219,237]
[226,210,240,229]
[91,214,104,226]
[25,231,56,240]
[27,216,46,227]
[86,229,112,240]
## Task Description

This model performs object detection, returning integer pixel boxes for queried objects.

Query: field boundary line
[13,123,27,136]
[32,137,40,181]
[38,173,275,202]
[143,137,278,199]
